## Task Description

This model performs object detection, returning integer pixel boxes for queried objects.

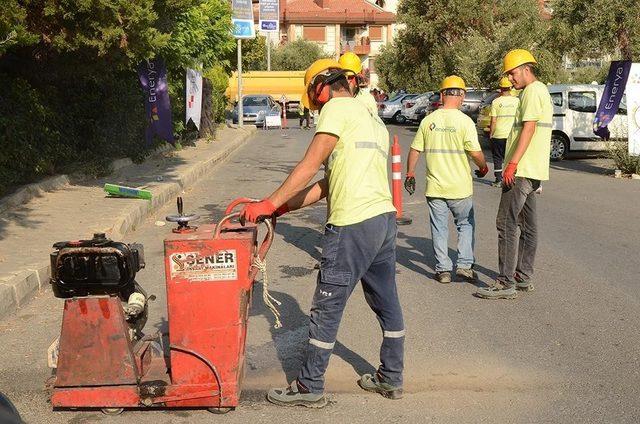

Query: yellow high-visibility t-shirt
[315,97,396,226]
[411,109,481,199]
[505,80,553,181]
[490,95,520,139]
[356,89,379,116]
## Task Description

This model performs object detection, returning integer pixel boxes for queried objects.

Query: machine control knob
[165,197,199,232]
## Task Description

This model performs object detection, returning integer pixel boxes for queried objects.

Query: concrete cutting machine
[49,198,274,415]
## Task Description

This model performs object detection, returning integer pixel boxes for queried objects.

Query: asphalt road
[1,123,639,423]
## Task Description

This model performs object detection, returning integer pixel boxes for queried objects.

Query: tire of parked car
[393,111,407,124]
[550,132,569,161]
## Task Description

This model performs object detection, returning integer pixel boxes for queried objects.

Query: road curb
[0,127,256,320]
[108,126,255,240]
[0,175,71,216]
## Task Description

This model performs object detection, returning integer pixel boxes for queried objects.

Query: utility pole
[237,38,243,126]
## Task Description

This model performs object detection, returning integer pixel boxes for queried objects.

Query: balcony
[340,37,371,55]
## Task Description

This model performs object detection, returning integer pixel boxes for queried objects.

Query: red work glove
[240,199,277,224]
[474,165,489,178]
[502,162,518,187]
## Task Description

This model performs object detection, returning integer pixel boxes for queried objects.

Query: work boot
[357,372,403,400]
[456,267,476,282]
[476,282,517,299]
[435,271,452,284]
[266,380,327,408]
[514,273,534,292]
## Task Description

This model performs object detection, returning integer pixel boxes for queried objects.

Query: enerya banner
[138,58,174,145]
[593,60,631,139]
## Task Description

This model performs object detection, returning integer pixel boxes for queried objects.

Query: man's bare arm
[407,148,421,175]
[509,121,536,164]
[282,178,329,212]
[468,150,487,169]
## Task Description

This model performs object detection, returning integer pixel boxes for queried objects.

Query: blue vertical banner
[138,58,174,145]
[259,0,279,32]
[593,60,631,139]
[232,0,256,39]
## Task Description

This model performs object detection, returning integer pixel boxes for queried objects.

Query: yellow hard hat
[503,49,537,73]
[499,76,512,88]
[301,58,343,110]
[338,52,362,74]
[440,75,466,92]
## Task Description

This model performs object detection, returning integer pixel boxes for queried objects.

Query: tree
[548,0,639,61]
[240,35,268,71]
[0,0,236,194]
[272,39,330,71]
[376,0,563,92]
[0,1,37,55]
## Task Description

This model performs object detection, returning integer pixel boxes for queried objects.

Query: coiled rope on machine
[251,256,282,329]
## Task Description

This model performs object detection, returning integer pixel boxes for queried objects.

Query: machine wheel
[550,133,569,161]
[208,407,234,414]
[101,408,124,415]
[393,111,407,124]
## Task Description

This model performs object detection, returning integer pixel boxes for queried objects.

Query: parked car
[232,95,281,126]
[402,92,435,123]
[414,105,428,123]
[423,92,442,117]
[378,93,419,124]
[459,89,494,122]
[548,84,627,160]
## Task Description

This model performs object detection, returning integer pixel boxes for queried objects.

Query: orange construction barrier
[391,135,412,225]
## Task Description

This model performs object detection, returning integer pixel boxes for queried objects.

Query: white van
[548,84,627,160]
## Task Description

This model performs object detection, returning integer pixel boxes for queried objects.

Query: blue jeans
[426,197,475,272]
[297,212,404,394]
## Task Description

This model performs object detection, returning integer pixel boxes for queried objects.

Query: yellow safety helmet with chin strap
[499,76,512,88]
[503,49,537,74]
[338,52,363,75]
[440,75,466,92]
[301,58,344,110]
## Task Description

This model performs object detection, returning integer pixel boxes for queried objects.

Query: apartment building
[269,0,397,87]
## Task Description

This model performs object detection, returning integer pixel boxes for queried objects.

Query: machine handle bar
[213,211,275,281]
[224,197,259,215]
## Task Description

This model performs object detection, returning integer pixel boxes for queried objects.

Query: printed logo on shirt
[429,123,456,133]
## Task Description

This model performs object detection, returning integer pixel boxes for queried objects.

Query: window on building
[369,26,383,41]
[568,91,596,113]
[303,26,326,42]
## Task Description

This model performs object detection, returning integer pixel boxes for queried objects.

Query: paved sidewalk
[0,126,256,318]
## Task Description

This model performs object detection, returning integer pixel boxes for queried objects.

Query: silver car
[232,95,281,126]
[378,93,419,124]
[401,92,434,123]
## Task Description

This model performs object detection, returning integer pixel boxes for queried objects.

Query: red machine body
[50,199,272,413]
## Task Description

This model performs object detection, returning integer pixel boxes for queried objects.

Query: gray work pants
[297,212,405,393]
[496,177,540,285]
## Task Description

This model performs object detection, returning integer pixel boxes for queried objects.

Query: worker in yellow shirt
[489,77,520,187]
[240,59,405,406]
[405,76,488,284]
[339,51,378,116]
[476,49,552,300]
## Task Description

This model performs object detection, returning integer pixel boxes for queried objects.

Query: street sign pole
[237,38,243,126]
[267,38,271,71]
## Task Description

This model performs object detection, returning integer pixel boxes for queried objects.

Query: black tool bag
[50,233,144,299]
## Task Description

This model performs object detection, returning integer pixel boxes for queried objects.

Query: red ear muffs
[314,82,331,105]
